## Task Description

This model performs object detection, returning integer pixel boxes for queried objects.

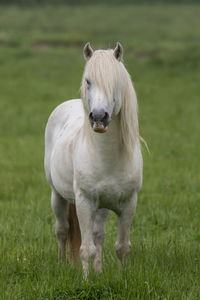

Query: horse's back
[44,99,84,189]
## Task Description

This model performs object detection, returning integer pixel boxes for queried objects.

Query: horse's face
[85,80,111,133]
[83,43,123,134]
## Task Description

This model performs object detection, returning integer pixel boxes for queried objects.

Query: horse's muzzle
[89,109,110,133]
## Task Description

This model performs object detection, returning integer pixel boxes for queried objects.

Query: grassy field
[0,3,200,299]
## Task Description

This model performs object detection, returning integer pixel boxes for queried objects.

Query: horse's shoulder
[45,99,83,135]
[47,99,83,123]
[45,99,84,160]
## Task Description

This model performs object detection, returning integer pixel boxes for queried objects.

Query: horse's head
[81,43,124,133]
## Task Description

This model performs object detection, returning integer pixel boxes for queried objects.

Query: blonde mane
[81,49,139,157]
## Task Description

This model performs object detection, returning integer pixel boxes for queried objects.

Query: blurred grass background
[0,1,200,299]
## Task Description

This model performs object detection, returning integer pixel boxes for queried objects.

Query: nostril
[89,112,93,121]
[89,110,109,123]
[102,112,109,121]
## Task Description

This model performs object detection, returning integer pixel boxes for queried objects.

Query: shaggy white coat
[44,44,143,277]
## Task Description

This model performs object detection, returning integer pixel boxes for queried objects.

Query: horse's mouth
[92,122,108,133]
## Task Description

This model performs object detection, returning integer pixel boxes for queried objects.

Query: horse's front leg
[93,208,109,272]
[75,191,97,278]
[115,191,138,265]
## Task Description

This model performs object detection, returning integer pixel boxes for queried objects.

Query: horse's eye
[85,78,91,86]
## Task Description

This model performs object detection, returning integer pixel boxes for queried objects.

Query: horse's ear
[114,42,123,61]
[83,42,93,60]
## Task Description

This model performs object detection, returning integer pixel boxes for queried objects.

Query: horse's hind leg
[115,192,138,265]
[51,189,68,260]
[93,208,109,272]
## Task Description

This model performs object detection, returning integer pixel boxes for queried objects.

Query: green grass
[0,3,200,299]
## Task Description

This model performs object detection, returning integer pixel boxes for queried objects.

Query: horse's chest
[76,169,136,211]
[97,178,134,209]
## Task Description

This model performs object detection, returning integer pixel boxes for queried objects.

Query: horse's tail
[67,203,81,263]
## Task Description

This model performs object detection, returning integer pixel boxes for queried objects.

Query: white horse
[44,42,143,277]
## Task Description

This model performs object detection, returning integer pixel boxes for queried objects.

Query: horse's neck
[86,115,122,165]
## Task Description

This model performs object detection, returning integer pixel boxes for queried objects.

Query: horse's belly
[50,138,75,202]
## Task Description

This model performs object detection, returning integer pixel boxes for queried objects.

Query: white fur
[44,46,143,277]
